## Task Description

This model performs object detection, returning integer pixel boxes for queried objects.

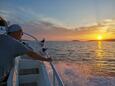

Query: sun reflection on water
[96,41,105,58]
[93,41,109,76]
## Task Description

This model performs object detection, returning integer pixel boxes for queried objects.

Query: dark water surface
[46,41,115,86]
[29,41,115,86]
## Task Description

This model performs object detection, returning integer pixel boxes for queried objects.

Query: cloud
[18,7,72,29]
[0,9,28,24]
[74,19,115,34]
[0,10,10,15]
[22,21,73,35]
[22,19,114,41]
[100,19,115,34]
[1,8,115,40]
[21,20,77,41]
[0,7,72,29]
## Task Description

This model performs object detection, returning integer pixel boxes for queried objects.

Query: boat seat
[19,82,37,86]
[18,60,40,86]
[19,68,39,75]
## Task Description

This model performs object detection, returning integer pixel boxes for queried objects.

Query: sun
[97,35,103,40]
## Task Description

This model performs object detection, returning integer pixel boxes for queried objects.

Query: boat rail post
[41,40,64,86]
[50,62,64,86]
[53,69,56,86]
[14,57,20,86]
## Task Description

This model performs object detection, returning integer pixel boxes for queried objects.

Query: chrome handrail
[39,44,64,86]
[50,62,64,86]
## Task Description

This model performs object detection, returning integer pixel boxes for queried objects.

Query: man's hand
[46,57,52,62]
[27,51,52,62]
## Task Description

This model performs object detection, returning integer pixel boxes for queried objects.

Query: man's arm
[12,38,52,62]
[27,51,52,62]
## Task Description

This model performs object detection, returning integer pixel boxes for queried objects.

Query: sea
[29,41,115,86]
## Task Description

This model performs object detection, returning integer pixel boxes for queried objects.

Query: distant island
[72,40,80,42]
[88,39,115,42]
[71,39,115,42]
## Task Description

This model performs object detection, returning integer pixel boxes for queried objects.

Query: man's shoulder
[0,34,22,45]
[0,34,10,42]
[0,34,7,38]
[0,34,13,40]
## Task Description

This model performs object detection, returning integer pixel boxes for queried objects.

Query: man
[7,24,34,51]
[0,19,52,85]
[7,24,44,58]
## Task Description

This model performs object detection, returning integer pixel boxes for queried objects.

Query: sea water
[29,41,115,86]
[45,41,115,86]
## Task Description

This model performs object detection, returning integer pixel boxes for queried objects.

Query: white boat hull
[7,57,51,86]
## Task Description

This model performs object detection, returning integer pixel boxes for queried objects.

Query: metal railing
[43,49,64,86]
[50,62,64,86]
[23,32,64,86]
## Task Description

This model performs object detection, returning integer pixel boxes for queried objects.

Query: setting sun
[97,35,103,40]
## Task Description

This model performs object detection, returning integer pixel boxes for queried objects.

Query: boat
[7,33,64,86]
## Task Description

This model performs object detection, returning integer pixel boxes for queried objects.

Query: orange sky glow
[38,19,115,41]
[22,19,115,41]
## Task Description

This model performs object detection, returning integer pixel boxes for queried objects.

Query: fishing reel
[40,38,48,52]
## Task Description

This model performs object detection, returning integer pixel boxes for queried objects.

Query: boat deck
[7,58,51,86]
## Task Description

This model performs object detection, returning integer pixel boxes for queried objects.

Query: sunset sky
[0,0,115,41]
